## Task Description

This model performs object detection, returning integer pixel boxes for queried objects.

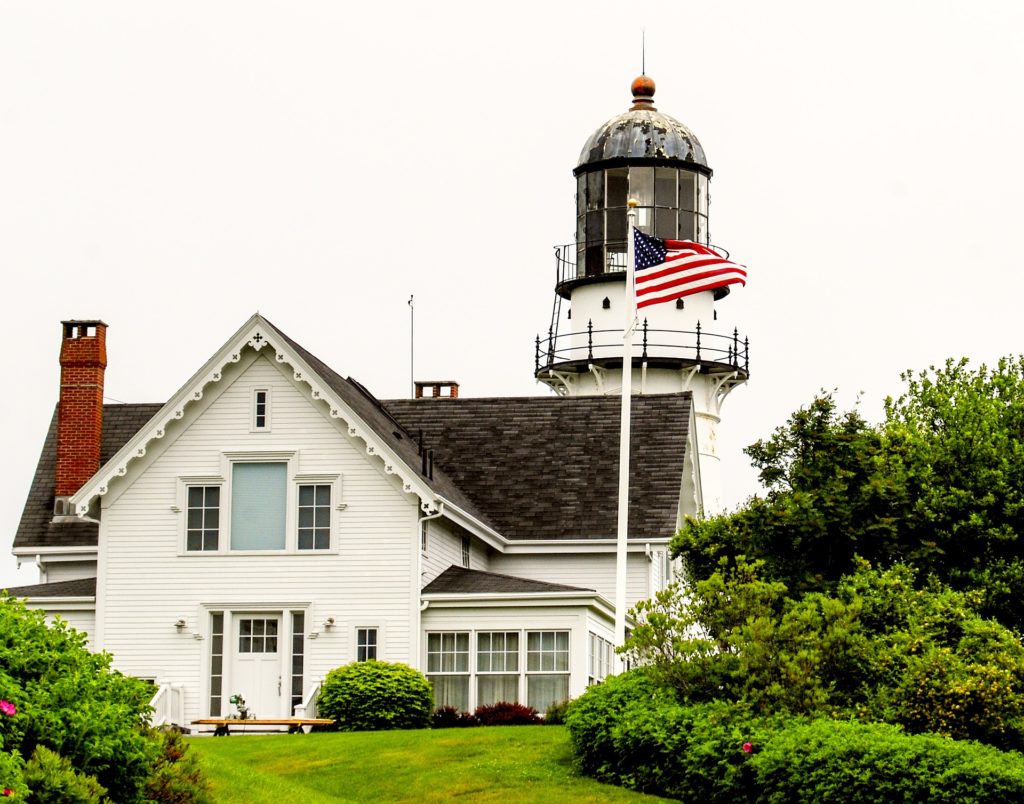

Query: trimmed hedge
[473,702,541,726]
[565,669,1024,802]
[318,661,433,731]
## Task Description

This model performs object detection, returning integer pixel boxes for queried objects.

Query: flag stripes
[633,231,746,309]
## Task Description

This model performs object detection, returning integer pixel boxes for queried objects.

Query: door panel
[231,616,281,718]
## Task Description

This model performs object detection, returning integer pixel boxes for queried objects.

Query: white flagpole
[614,201,638,671]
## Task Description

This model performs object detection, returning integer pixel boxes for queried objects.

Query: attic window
[252,389,271,431]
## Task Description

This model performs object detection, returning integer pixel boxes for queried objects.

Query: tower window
[602,297,611,310]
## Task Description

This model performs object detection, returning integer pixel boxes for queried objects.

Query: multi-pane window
[357,628,378,662]
[427,632,470,711]
[231,462,287,550]
[186,486,220,551]
[239,618,278,653]
[209,613,224,715]
[477,632,519,706]
[526,631,569,712]
[297,484,331,550]
[291,612,304,713]
[253,389,270,430]
[461,535,471,568]
[588,633,614,685]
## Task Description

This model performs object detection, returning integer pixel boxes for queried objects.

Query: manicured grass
[187,725,665,802]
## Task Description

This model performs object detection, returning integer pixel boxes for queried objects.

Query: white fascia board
[70,314,439,517]
[501,538,671,555]
[422,591,616,619]
[435,497,507,550]
[12,546,98,558]
[20,598,95,611]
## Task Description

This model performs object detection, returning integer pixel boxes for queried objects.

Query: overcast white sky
[3,1,1023,588]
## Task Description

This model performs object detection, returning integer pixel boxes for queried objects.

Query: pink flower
[742,741,754,754]
[2,788,11,797]
[0,700,15,717]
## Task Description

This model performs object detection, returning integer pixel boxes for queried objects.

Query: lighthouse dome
[576,76,708,173]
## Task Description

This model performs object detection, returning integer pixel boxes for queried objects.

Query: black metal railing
[554,241,733,288]
[535,319,750,376]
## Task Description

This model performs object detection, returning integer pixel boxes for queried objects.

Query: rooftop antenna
[408,295,415,399]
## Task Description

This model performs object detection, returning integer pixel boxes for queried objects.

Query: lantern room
[572,75,714,287]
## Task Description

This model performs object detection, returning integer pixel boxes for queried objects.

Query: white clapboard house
[8,77,749,729]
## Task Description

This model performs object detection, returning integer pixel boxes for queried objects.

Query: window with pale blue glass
[297,484,331,550]
[230,462,287,550]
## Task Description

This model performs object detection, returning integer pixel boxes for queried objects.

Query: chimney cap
[61,319,108,327]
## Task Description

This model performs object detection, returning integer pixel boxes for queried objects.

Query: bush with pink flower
[0,593,208,802]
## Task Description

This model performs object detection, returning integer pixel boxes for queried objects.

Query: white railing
[293,678,322,732]
[149,681,186,727]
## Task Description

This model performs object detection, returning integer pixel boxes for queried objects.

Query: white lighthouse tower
[535,76,749,514]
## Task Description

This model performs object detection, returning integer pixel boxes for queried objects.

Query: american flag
[634,230,747,309]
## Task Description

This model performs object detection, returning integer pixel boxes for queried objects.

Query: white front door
[231,616,282,719]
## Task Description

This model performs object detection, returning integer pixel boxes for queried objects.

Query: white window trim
[354,625,381,662]
[424,629,570,712]
[177,452,342,556]
[250,386,272,432]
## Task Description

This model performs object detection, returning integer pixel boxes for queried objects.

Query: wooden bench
[192,718,334,736]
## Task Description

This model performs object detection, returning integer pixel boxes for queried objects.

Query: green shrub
[0,595,193,802]
[568,676,1024,802]
[23,746,106,804]
[750,719,1024,803]
[473,702,541,726]
[0,747,27,801]
[431,706,477,729]
[318,661,433,731]
[564,669,678,782]
[142,728,211,804]
[543,699,571,725]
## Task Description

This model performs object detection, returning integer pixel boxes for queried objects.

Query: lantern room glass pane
[679,172,697,212]
[586,211,604,245]
[607,208,627,245]
[586,172,603,211]
[697,174,709,217]
[679,211,696,240]
[655,208,677,240]
[655,168,677,207]
[629,167,654,207]
[606,168,628,209]
[576,174,586,217]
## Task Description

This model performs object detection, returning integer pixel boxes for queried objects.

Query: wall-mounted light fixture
[174,618,186,631]
[323,617,335,631]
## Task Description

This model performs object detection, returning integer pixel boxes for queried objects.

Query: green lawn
[187,725,666,803]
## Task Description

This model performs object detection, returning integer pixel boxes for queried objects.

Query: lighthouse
[535,76,750,514]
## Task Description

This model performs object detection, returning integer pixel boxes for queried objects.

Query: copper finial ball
[629,75,657,111]
[631,75,656,99]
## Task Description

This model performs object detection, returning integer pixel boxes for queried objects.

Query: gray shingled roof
[13,320,691,551]
[4,577,97,598]
[384,394,691,540]
[422,566,593,595]
[14,404,162,550]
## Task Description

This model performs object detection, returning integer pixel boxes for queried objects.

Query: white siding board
[41,561,97,583]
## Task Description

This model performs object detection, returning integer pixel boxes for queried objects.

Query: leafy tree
[676,357,1024,631]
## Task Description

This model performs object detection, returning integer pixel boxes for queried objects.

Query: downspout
[416,502,444,672]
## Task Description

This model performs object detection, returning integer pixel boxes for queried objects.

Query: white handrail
[293,678,323,732]
[149,681,186,727]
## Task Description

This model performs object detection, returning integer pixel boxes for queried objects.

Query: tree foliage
[623,560,1024,750]
[675,356,1024,631]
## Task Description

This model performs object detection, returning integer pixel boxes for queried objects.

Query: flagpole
[615,201,638,671]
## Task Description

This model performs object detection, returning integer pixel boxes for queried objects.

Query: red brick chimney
[55,320,107,500]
